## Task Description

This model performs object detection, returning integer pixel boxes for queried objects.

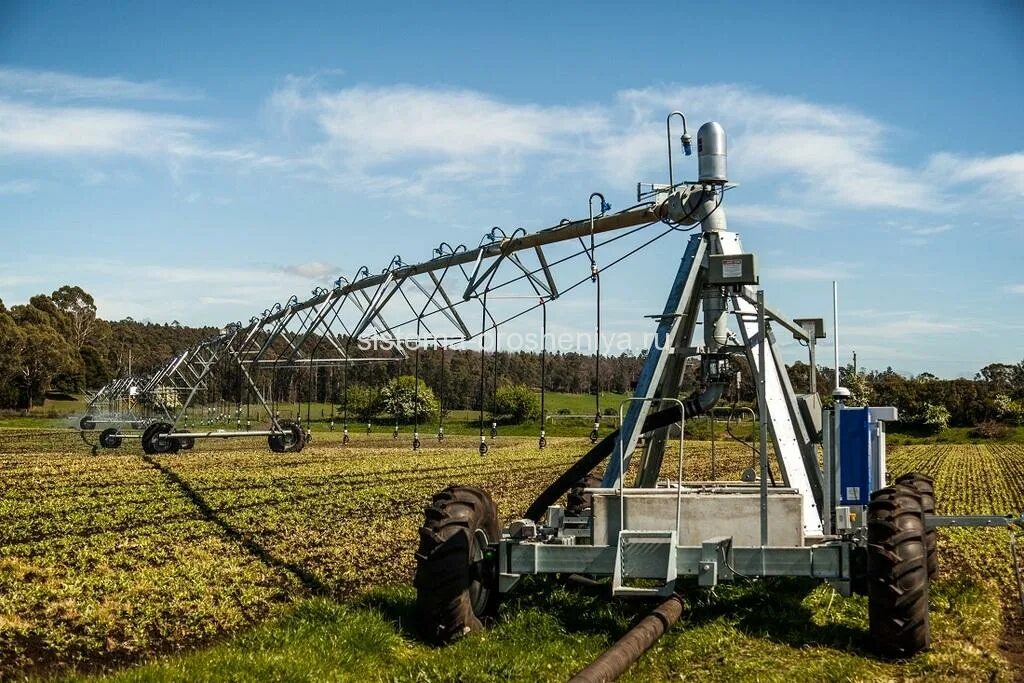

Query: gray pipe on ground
[568,594,685,683]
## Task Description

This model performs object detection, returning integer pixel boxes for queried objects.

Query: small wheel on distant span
[479,441,488,456]
[142,422,175,455]
[589,429,599,444]
[538,435,547,449]
[80,416,97,431]
[179,436,195,450]
[566,475,602,516]
[413,436,421,451]
[99,428,123,449]
[268,421,305,453]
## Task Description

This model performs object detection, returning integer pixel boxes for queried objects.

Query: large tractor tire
[867,484,931,658]
[268,421,305,453]
[414,485,501,644]
[895,472,938,580]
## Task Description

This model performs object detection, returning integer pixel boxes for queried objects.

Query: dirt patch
[1002,609,1024,682]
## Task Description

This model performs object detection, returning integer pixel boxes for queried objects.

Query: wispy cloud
[844,314,972,340]
[762,263,859,281]
[929,151,1024,197]
[1006,284,1024,295]
[0,273,45,287]
[282,261,337,281]
[0,179,37,195]
[76,261,325,321]
[726,203,820,229]
[0,67,199,102]
[608,85,940,212]
[268,79,608,196]
[902,224,954,236]
[265,79,1024,221]
[0,99,207,156]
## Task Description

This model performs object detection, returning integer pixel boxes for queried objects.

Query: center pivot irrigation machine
[78,112,1023,679]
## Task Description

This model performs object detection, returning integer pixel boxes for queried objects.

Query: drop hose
[524,384,724,521]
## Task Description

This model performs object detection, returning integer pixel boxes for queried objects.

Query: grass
[84,572,1010,683]
[1,434,1021,680]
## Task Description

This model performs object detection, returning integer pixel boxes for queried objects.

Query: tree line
[1,285,1022,429]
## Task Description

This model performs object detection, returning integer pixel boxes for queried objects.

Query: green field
[1,430,1021,681]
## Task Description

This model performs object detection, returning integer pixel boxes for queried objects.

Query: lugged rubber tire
[268,421,305,453]
[867,484,931,658]
[142,422,177,455]
[99,428,123,449]
[414,485,500,644]
[895,472,938,580]
[79,416,96,431]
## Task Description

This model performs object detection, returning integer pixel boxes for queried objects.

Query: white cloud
[0,67,199,101]
[0,98,207,156]
[762,263,859,281]
[607,85,938,211]
[267,79,610,195]
[844,314,971,341]
[272,81,607,160]
[269,79,1015,218]
[0,273,44,287]
[282,261,337,280]
[75,261,324,321]
[1006,284,1024,295]
[0,179,37,195]
[199,296,253,306]
[726,203,819,229]
[0,97,292,183]
[929,151,1024,196]
[901,224,954,236]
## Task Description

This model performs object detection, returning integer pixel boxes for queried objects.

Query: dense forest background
[2,285,1023,429]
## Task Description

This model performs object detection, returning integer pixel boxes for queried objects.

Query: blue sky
[1,1,1022,378]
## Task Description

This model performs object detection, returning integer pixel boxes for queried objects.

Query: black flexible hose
[524,389,721,521]
[569,593,685,683]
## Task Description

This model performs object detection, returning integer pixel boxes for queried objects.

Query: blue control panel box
[838,407,872,506]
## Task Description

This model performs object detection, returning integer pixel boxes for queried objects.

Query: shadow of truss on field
[140,454,332,597]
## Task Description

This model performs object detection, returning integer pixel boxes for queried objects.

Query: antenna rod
[832,281,840,392]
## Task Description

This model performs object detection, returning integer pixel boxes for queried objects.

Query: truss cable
[539,298,548,449]
[589,193,607,445]
[234,345,242,430]
[437,343,446,442]
[412,339,423,451]
[341,352,352,444]
[490,323,499,440]
[409,249,457,452]
[478,289,490,456]
[329,364,335,432]
[305,362,314,441]
[392,357,400,441]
